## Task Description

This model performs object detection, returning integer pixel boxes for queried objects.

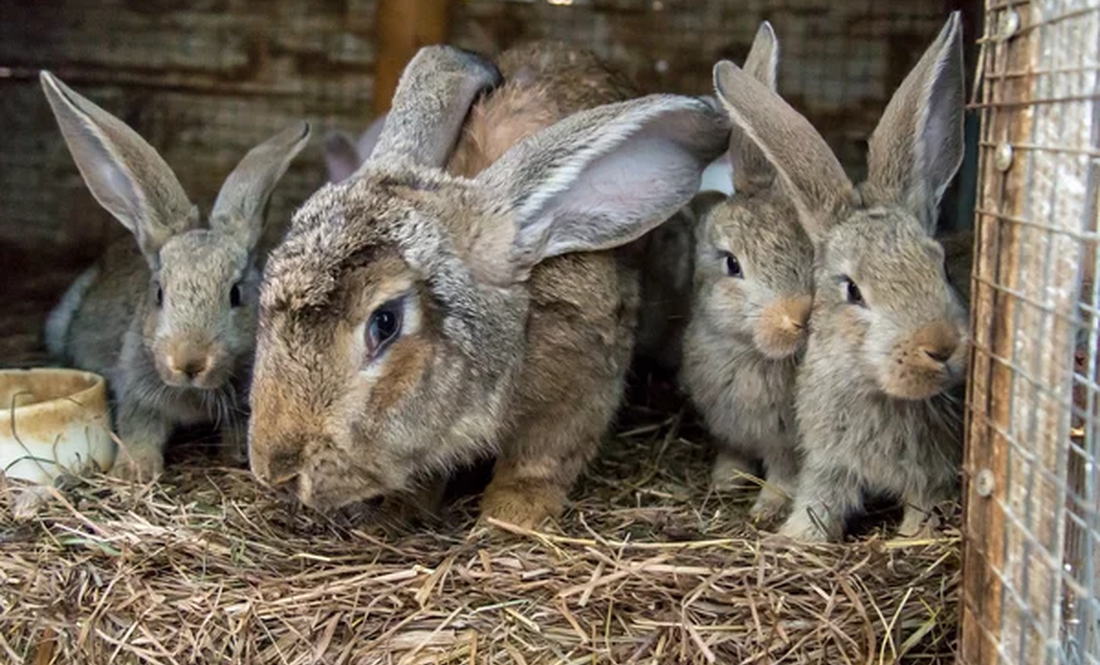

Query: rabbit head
[40,71,310,391]
[696,22,813,361]
[323,113,387,184]
[247,46,729,510]
[712,13,968,401]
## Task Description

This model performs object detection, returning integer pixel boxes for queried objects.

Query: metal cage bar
[961,1,1100,664]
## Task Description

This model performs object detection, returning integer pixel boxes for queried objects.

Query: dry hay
[0,391,960,665]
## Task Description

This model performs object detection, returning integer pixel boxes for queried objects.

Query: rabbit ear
[367,46,502,170]
[211,122,310,250]
[323,131,363,183]
[40,70,197,259]
[713,60,856,244]
[726,21,779,194]
[357,113,387,160]
[469,94,730,285]
[864,12,965,231]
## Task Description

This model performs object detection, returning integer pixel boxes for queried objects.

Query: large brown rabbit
[246,43,729,528]
[714,13,969,541]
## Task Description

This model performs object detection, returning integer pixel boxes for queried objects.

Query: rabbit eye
[843,277,865,306]
[366,299,404,359]
[230,283,243,308]
[723,252,743,278]
[154,283,163,308]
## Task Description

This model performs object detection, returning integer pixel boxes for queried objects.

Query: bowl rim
[0,367,108,418]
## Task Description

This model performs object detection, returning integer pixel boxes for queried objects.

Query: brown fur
[247,43,728,528]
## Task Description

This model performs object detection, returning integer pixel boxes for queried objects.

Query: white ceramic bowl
[0,368,115,484]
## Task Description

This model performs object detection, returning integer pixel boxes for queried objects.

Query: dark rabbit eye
[844,277,865,306]
[723,252,743,278]
[230,283,243,308]
[366,299,404,358]
[154,283,163,308]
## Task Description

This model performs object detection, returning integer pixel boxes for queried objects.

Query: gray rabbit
[40,71,309,480]
[680,22,814,521]
[714,13,970,540]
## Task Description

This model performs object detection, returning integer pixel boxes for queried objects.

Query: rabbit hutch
[0,0,1095,663]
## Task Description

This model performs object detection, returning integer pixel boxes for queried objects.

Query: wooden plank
[372,0,451,116]
[961,2,1098,663]
[959,2,1034,663]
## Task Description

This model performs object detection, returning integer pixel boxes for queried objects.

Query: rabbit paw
[112,447,164,482]
[710,451,758,493]
[218,426,250,468]
[897,505,940,539]
[480,482,563,530]
[749,486,790,523]
[777,510,829,542]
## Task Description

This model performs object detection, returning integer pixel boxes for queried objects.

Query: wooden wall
[0,0,975,364]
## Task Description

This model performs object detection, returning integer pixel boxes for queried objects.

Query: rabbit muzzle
[754,295,812,360]
[157,339,233,390]
[878,320,968,400]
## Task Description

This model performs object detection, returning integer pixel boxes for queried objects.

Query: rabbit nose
[924,347,955,363]
[913,322,959,365]
[169,346,210,379]
[783,295,813,331]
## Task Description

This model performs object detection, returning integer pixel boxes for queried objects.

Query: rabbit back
[50,238,148,377]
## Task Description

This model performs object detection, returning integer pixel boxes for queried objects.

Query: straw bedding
[0,377,960,665]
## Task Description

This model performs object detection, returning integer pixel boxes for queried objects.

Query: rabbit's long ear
[727,21,779,195]
[323,131,363,184]
[368,46,501,170]
[211,122,310,251]
[40,71,198,259]
[864,12,965,231]
[357,112,387,160]
[470,94,730,285]
[713,60,856,244]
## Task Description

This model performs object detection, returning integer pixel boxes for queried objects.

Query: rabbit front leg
[779,455,862,541]
[711,447,759,493]
[751,440,799,522]
[218,421,249,467]
[897,481,950,538]
[111,399,171,481]
[480,407,603,529]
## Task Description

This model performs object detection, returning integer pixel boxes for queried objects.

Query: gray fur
[40,70,309,480]
[44,266,98,361]
[713,13,969,541]
[248,43,729,528]
[368,47,503,170]
[681,23,814,522]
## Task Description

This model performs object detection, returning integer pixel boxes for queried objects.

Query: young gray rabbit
[680,22,814,522]
[714,13,969,541]
[40,71,310,481]
[323,114,387,184]
[246,43,729,528]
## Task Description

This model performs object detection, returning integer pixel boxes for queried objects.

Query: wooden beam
[373,0,451,118]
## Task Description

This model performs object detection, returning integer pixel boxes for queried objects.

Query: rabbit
[246,42,730,529]
[39,71,310,481]
[679,22,814,522]
[323,113,387,184]
[712,12,969,541]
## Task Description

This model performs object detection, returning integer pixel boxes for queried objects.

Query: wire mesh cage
[961,0,1100,663]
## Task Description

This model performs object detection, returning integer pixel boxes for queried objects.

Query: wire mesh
[961,1,1100,664]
